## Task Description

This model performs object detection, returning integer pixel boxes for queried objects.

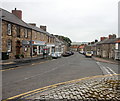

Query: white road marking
[106,66,117,74]
[96,62,116,75]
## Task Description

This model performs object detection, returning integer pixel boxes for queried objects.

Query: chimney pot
[100,37,107,41]
[40,25,47,31]
[109,34,116,39]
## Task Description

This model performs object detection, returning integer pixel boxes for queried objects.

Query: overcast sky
[1,0,119,42]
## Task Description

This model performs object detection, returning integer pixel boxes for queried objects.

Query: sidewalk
[92,56,119,65]
[1,56,49,70]
[29,74,120,100]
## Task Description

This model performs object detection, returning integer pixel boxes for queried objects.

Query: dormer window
[7,23,12,35]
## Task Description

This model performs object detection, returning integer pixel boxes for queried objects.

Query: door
[16,40,21,55]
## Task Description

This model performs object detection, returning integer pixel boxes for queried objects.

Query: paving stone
[29,75,120,100]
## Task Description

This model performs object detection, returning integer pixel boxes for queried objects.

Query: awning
[32,40,46,46]
[22,40,30,45]
[46,44,55,47]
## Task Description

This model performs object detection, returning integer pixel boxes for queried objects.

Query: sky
[1,0,119,42]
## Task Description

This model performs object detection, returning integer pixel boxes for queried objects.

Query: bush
[15,54,20,59]
[21,54,24,58]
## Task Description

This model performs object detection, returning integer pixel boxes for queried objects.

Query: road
[2,52,118,99]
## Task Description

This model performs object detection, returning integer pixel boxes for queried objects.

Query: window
[7,40,12,52]
[24,29,28,38]
[7,23,11,35]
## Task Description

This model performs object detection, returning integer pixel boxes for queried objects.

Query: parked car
[85,51,92,58]
[51,53,58,59]
[62,52,70,57]
[70,51,74,55]
[79,51,84,54]
[62,51,74,57]
[55,52,62,58]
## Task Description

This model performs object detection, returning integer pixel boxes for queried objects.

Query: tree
[58,35,72,47]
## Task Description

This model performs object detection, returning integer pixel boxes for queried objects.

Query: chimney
[12,8,22,19]
[29,23,36,26]
[109,34,116,39]
[100,37,107,41]
[40,26,47,31]
[95,39,98,43]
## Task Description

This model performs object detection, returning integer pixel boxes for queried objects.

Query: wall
[2,20,31,59]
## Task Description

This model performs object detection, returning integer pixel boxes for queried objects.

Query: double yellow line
[3,74,119,101]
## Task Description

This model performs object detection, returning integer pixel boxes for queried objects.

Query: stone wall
[96,43,116,59]
[2,20,31,59]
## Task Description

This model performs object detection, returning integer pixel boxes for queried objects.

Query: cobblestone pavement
[29,75,120,101]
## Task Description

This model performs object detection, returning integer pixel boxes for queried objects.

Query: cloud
[1,0,119,42]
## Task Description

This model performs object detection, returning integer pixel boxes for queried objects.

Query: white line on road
[96,62,116,75]
[106,66,117,74]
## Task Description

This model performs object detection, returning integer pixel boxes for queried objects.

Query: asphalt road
[2,52,118,99]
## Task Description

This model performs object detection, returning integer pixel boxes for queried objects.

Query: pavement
[1,56,49,70]
[28,74,120,101]
[92,56,119,65]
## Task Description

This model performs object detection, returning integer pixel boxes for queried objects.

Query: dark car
[62,51,70,57]
[62,51,74,57]
[68,51,74,55]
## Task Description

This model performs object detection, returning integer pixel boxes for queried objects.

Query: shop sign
[32,40,46,46]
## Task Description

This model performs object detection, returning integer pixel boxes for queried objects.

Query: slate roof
[91,42,99,46]
[1,8,30,28]
[91,38,119,46]
[29,24,53,37]
[1,8,53,37]
[97,38,118,44]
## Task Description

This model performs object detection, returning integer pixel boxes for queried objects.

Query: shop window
[24,29,28,38]
[7,23,12,35]
[7,40,12,52]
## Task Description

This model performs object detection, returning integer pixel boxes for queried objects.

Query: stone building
[28,24,46,57]
[2,8,32,60]
[91,34,118,60]
[28,24,55,56]
[1,8,66,60]
[114,39,120,60]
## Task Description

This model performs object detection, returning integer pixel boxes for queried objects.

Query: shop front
[32,40,46,57]
[46,44,55,54]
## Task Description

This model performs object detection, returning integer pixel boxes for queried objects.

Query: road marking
[0,61,49,72]
[3,74,120,101]
[96,62,116,75]
[106,67,117,74]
